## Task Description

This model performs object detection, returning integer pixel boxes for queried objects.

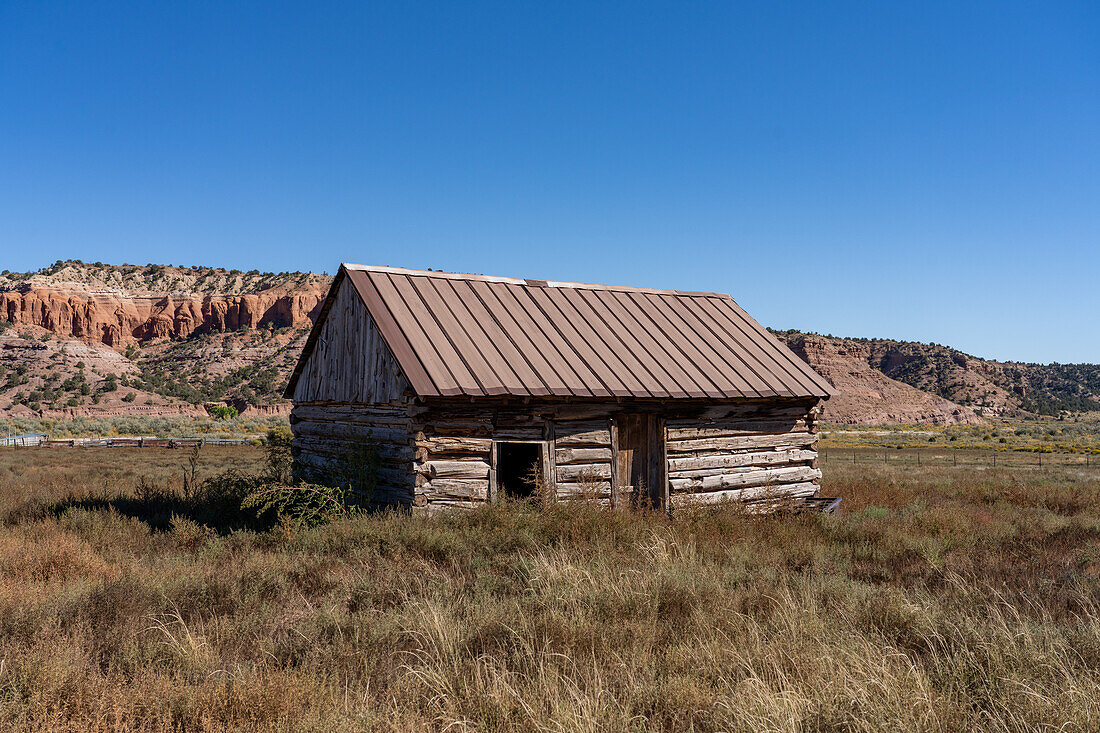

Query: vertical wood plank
[293,278,411,404]
[488,440,499,504]
[656,416,669,514]
[543,419,557,500]
[608,417,621,510]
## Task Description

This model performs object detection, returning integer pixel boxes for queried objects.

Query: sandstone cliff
[0,281,326,347]
[0,261,330,419]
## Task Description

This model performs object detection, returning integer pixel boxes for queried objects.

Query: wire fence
[821,447,1099,470]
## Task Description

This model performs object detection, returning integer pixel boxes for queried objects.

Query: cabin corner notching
[285,264,835,512]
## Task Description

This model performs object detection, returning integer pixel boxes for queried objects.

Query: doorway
[496,442,542,500]
[614,414,666,510]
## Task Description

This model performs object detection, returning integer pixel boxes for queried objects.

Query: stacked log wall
[552,419,613,503]
[412,404,616,509]
[410,404,540,510]
[293,398,823,512]
[290,402,415,506]
[665,401,822,508]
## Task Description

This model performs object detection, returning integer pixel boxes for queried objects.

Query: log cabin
[283,264,835,512]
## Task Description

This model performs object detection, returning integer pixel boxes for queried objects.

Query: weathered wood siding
[411,403,546,510]
[665,401,822,508]
[553,419,613,503]
[294,396,822,512]
[290,403,415,506]
[291,278,411,404]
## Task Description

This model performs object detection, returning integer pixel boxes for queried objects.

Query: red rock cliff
[0,284,327,347]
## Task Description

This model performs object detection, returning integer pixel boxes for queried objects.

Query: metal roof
[286,264,835,401]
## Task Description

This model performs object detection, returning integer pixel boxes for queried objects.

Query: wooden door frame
[488,438,553,504]
[609,413,667,511]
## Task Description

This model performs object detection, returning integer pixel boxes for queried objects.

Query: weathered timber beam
[554,430,611,448]
[556,462,612,482]
[292,421,410,444]
[424,460,491,479]
[417,479,489,500]
[669,466,822,492]
[413,436,493,453]
[554,447,613,464]
[666,432,817,454]
[669,481,817,508]
[667,449,817,473]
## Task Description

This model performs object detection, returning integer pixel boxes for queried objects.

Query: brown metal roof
[286,264,835,400]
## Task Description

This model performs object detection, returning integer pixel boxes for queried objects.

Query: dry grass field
[1,447,1100,731]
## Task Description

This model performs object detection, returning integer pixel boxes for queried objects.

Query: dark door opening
[496,442,542,500]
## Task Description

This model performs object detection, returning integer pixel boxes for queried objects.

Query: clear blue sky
[2,2,1097,363]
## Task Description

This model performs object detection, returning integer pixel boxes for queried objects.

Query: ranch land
[1,446,1099,731]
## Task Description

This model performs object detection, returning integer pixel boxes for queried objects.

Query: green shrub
[242,483,360,529]
[207,405,238,420]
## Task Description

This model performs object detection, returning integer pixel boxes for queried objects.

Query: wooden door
[613,414,666,510]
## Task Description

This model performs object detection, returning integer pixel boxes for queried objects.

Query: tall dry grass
[1,447,1099,731]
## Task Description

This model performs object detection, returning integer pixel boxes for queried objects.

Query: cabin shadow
[46,478,278,534]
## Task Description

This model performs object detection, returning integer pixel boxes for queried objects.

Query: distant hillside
[2,260,1097,425]
[777,331,1100,418]
[0,260,330,418]
[776,333,982,425]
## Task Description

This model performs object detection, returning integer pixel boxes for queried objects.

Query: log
[417,478,487,493]
[426,460,491,479]
[555,447,613,464]
[414,418,493,434]
[290,405,410,426]
[418,479,489,500]
[293,420,410,445]
[414,436,492,454]
[555,481,612,498]
[665,419,810,440]
[418,500,482,512]
[666,432,817,455]
[667,449,817,473]
[669,481,817,508]
[669,466,821,492]
[556,462,612,482]
[554,429,611,448]
[291,435,413,461]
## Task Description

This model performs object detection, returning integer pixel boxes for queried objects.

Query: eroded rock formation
[0,285,326,347]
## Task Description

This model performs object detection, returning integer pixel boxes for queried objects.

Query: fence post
[953,449,957,467]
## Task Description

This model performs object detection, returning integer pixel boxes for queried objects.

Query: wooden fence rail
[14,437,258,449]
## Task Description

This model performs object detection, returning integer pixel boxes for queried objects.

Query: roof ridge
[340,263,733,299]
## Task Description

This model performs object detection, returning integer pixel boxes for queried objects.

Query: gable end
[286,272,412,404]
